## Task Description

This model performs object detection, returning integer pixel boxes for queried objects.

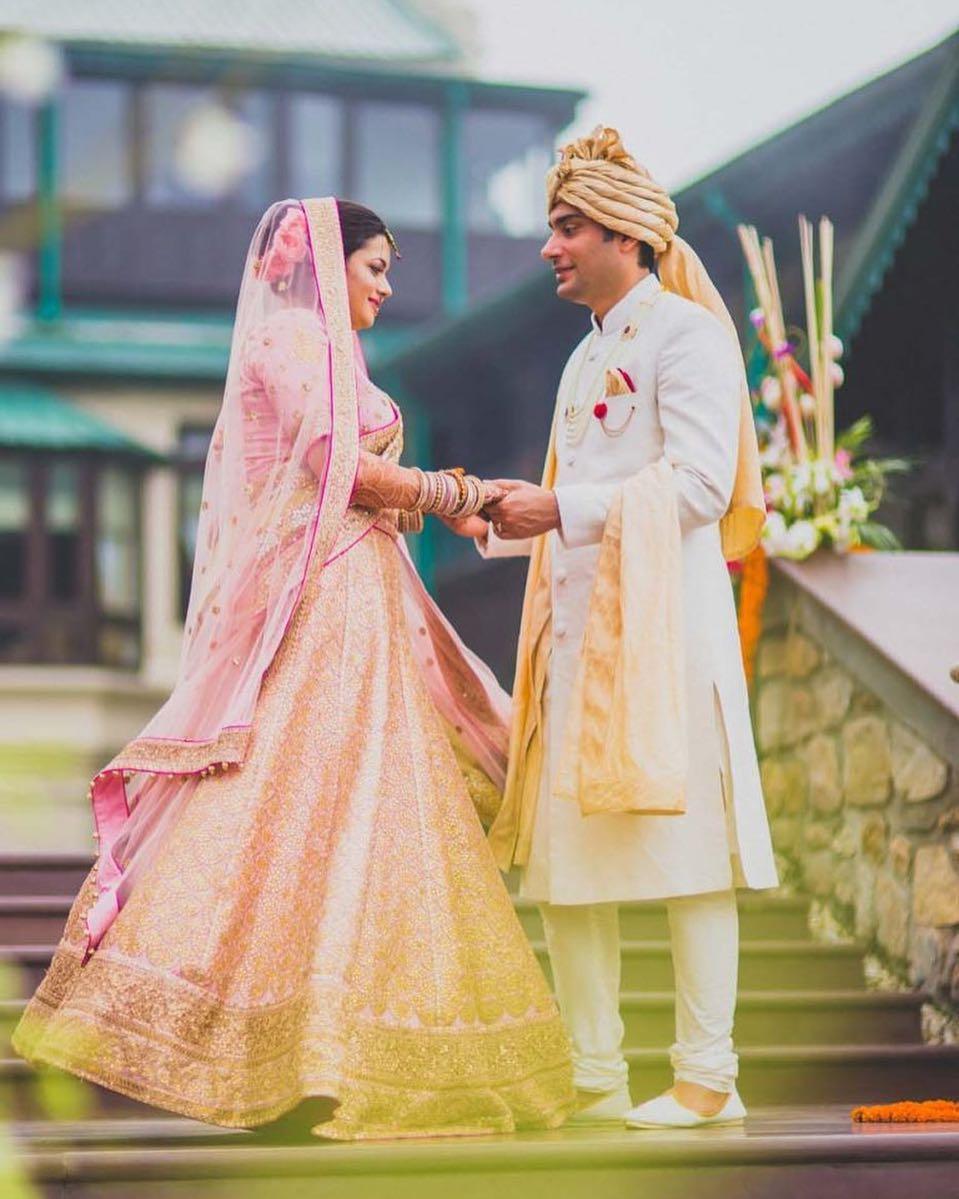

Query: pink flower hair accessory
[258,207,309,283]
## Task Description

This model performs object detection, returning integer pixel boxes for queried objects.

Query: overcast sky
[471,0,958,188]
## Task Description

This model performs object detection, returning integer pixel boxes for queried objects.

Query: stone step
[0,989,925,1059]
[0,939,867,998]
[513,894,813,942]
[0,854,91,898]
[9,1106,959,1199]
[5,1045,959,1123]
[532,940,865,991]
[0,892,816,948]
[0,896,77,946]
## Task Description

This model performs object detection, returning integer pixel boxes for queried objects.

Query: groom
[472,127,779,1128]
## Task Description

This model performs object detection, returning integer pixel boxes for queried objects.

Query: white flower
[799,392,816,417]
[760,375,782,410]
[174,104,262,198]
[764,473,786,506]
[838,485,869,524]
[810,459,834,497]
[827,334,844,360]
[830,362,845,388]
[790,462,812,491]
[0,35,63,104]
[787,463,812,515]
[784,519,820,559]
[832,521,856,554]
[761,511,790,556]
[759,423,789,469]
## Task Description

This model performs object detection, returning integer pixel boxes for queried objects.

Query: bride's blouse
[239,308,396,488]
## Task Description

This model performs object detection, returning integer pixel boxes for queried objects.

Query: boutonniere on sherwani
[593,368,636,437]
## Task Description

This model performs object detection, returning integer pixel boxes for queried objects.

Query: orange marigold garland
[851,1100,959,1123]
[736,545,769,686]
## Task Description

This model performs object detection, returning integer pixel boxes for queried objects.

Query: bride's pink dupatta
[84,198,509,958]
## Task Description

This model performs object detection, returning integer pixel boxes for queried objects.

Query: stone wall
[755,571,959,1033]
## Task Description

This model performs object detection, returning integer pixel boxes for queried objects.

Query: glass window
[462,110,552,236]
[46,460,80,601]
[0,460,28,600]
[289,93,343,199]
[145,83,214,207]
[355,101,440,229]
[236,90,274,210]
[96,467,139,616]
[1,100,35,202]
[61,78,132,206]
[145,84,270,208]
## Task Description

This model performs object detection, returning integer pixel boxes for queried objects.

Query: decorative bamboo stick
[761,232,808,460]
[819,217,835,459]
[738,224,807,459]
[798,215,823,458]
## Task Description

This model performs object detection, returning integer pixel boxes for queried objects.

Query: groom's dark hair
[602,226,656,272]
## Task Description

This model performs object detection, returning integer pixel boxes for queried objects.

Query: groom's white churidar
[478,128,778,1122]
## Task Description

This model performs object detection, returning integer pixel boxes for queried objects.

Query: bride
[13,197,574,1140]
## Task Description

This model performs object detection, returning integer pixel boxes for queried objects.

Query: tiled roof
[0,0,460,65]
[0,384,156,454]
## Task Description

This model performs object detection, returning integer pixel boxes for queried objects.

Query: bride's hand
[438,513,490,540]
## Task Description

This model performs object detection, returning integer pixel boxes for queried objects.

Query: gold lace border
[15,957,574,1132]
[31,944,561,1060]
[97,727,251,781]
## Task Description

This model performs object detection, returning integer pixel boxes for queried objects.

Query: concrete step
[626,1043,959,1106]
[0,854,91,898]
[515,894,813,942]
[620,990,924,1047]
[0,939,867,998]
[0,897,77,946]
[0,989,925,1058]
[8,1106,959,1199]
[0,892,815,949]
[5,1045,959,1123]
[532,940,865,991]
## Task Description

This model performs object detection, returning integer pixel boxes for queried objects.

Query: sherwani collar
[590,273,661,337]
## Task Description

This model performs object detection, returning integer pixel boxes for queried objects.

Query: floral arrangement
[738,217,906,561]
[732,217,907,682]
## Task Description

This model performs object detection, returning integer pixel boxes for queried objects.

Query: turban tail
[547,128,765,560]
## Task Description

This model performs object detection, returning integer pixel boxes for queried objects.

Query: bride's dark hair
[336,199,400,259]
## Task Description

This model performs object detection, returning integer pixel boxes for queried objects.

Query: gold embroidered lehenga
[12,199,574,1139]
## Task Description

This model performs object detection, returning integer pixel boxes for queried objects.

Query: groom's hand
[486,480,561,539]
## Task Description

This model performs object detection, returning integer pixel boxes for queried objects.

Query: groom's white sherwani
[481,273,777,903]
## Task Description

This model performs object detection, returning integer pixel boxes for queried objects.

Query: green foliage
[857,522,902,551]
[836,416,874,453]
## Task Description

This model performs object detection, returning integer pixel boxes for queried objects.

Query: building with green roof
[0,2,582,691]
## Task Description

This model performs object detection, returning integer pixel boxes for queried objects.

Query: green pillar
[37,97,62,321]
[440,81,469,318]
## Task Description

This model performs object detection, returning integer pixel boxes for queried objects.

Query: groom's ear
[616,233,640,259]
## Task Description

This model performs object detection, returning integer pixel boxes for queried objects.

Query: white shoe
[567,1081,632,1125]
[625,1089,747,1129]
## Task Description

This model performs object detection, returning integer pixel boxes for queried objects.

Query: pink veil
[83,198,510,957]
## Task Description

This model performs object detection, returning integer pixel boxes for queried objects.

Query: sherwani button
[556,570,568,585]
[566,454,576,467]
[555,625,567,640]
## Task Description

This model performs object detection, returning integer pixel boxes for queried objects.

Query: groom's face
[541,203,622,307]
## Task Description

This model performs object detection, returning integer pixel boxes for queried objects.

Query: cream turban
[547,125,766,562]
